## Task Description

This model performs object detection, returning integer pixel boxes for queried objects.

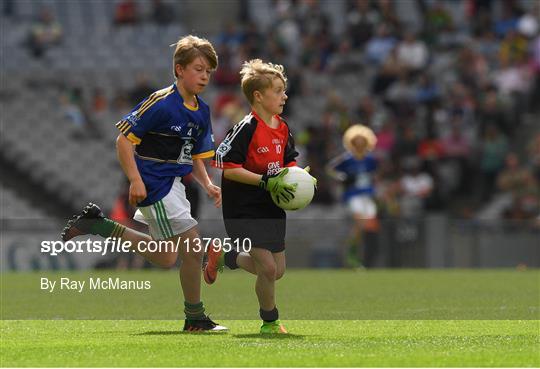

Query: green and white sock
[184,301,205,320]
[89,218,126,238]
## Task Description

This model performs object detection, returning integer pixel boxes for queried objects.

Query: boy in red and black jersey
[215,110,298,222]
[209,59,305,334]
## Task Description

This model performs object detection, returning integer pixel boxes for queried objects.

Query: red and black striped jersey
[212,111,299,219]
[212,111,298,174]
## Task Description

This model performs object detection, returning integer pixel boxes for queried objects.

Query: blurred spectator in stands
[151,0,175,25]
[311,30,335,72]
[475,30,500,66]
[355,95,376,126]
[60,91,87,139]
[26,7,62,58]
[493,58,532,128]
[376,0,401,35]
[456,46,489,90]
[212,101,245,144]
[114,0,138,25]
[216,21,244,50]
[497,153,539,221]
[300,127,333,205]
[112,91,130,115]
[325,91,350,135]
[415,72,440,107]
[346,0,379,48]
[365,23,397,65]
[497,153,531,198]
[423,0,454,46]
[532,34,540,113]
[375,158,401,217]
[384,73,416,118]
[517,6,539,39]
[92,88,108,115]
[417,128,444,180]
[128,74,155,106]
[213,46,241,87]
[297,0,330,39]
[374,120,395,160]
[273,11,301,62]
[371,46,402,95]
[242,21,264,59]
[499,30,529,65]
[441,119,472,194]
[477,86,508,136]
[479,125,509,201]
[493,1,522,39]
[393,124,419,159]
[396,31,429,75]
[399,157,434,217]
[327,39,362,75]
[527,133,540,183]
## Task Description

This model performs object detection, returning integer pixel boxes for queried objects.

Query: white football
[271,167,315,211]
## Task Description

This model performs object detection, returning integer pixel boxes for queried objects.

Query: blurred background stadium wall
[1,0,538,271]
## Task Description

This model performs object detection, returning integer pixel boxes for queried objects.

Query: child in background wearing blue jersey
[62,35,227,331]
[327,125,379,268]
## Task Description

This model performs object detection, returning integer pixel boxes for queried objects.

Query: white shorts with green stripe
[133,177,198,240]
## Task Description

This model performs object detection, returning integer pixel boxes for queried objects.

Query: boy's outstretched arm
[325,152,348,181]
[116,134,147,206]
[192,158,221,208]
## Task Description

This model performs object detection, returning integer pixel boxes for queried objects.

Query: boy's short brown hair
[171,35,218,78]
[239,59,288,105]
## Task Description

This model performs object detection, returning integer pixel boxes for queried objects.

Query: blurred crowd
[206,0,540,225]
[14,0,540,226]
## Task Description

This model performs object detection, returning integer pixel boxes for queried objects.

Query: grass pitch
[1,269,539,367]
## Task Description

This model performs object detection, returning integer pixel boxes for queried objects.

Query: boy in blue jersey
[61,35,227,331]
[327,124,378,268]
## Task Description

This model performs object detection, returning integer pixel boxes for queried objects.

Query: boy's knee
[184,248,204,264]
[159,254,178,269]
[259,262,277,281]
[276,268,285,280]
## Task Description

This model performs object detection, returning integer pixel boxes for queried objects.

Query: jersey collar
[173,84,199,111]
[251,110,283,129]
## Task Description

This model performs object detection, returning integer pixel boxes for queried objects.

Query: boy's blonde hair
[171,35,218,78]
[240,59,288,105]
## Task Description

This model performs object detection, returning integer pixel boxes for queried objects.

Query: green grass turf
[1,269,539,366]
[1,320,538,367]
[2,269,538,319]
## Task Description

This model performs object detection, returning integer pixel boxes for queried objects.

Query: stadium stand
[1,0,538,268]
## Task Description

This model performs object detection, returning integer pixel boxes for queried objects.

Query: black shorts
[222,178,286,253]
[224,217,286,253]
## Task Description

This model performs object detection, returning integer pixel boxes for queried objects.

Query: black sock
[224,250,239,270]
[260,307,279,323]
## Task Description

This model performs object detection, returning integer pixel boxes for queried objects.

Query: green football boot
[260,320,288,334]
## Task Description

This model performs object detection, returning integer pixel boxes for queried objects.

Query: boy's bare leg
[236,252,257,275]
[120,228,179,268]
[61,203,179,268]
[272,251,286,280]
[236,250,284,278]
[176,226,204,304]
[250,248,277,311]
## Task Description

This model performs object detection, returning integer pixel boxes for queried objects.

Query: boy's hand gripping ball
[269,167,315,211]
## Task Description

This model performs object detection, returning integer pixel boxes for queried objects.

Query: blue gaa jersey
[115,84,215,207]
[334,153,377,201]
